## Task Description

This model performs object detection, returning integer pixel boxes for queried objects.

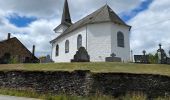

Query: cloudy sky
[0,0,169,57]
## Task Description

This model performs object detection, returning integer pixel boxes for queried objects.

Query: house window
[77,34,82,49]
[117,31,124,47]
[56,44,59,56]
[65,40,69,53]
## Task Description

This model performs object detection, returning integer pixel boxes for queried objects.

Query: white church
[50,0,131,62]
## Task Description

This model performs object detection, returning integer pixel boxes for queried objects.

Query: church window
[65,40,69,53]
[77,34,82,49]
[56,44,59,56]
[117,31,124,47]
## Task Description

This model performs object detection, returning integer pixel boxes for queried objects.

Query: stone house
[0,33,39,64]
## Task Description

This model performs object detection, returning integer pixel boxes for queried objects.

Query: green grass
[0,88,115,100]
[0,63,170,76]
[1,88,170,100]
[0,62,170,76]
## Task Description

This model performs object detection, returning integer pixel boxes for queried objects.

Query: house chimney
[7,33,11,40]
[32,45,35,56]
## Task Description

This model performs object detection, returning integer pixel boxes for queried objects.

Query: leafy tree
[148,53,158,64]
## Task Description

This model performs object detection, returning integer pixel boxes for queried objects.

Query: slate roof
[50,5,131,43]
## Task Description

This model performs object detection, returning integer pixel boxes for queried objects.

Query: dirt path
[0,95,40,100]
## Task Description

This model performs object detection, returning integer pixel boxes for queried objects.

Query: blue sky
[121,0,154,21]
[7,14,37,27]
[0,0,170,56]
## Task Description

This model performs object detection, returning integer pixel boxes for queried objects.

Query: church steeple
[61,0,72,24]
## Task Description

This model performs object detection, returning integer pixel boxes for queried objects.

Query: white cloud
[128,0,170,55]
[0,0,143,19]
[0,17,59,57]
[0,0,145,57]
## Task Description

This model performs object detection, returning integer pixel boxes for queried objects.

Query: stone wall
[92,73,170,98]
[0,70,170,98]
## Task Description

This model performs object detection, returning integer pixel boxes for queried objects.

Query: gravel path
[0,95,40,100]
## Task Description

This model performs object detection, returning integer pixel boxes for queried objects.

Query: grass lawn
[0,88,147,100]
[0,62,170,76]
[0,88,170,100]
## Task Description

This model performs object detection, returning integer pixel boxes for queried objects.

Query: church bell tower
[54,0,72,33]
[61,0,72,24]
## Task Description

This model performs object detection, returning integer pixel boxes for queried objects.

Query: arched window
[65,40,69,53]
[56,44,59,56]
[117,31,124,47]
[77,34,82,49]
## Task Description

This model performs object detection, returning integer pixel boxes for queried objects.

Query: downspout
[86,25,88,50]
[51,43,53,60]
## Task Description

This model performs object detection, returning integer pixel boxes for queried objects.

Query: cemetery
[134,43,170,64]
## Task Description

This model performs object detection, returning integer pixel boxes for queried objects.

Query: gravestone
[142,50,149,63]
[40,55,53,63]
[105,53,121,62]
[71,47,90,62]
[166,58,170,64]
[45,55,53,63]
[167,50,170,64]
[134,50,149,64]
[134,55,149,63]
[157,44,167,64]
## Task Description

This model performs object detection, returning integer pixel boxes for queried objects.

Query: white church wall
[52,26,87,62]
[52,22,130,63]
[87,22,130,62]
[87,22,112,62]
[110,23,130,62]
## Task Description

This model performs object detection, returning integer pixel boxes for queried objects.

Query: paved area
[0,95,40,100]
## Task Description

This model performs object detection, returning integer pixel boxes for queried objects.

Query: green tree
[148,53,158,64]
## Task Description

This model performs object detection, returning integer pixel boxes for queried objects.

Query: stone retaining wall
[0,70,170,98]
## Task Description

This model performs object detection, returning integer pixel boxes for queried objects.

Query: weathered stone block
[71,47,90,62]
[105,53,121,62]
